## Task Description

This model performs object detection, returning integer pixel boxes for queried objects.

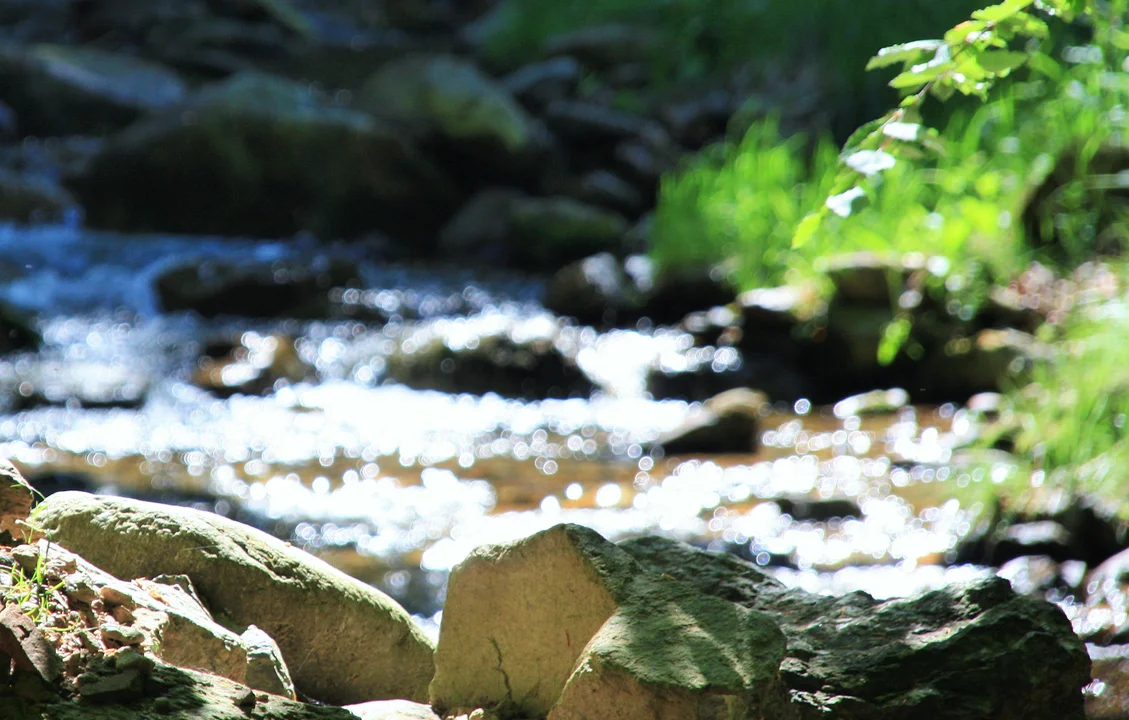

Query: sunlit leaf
[878,316,913,366]
[946,20,989,45]
[846,150,897,176]
[792,211,823,248]
[826,186,867,218]
[866,39,945,70]
[882,121,923,141]
[977,49,1029,73]
[972,0,1036,23]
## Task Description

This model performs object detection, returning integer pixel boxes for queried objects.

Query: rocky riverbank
[0,461,1094,719]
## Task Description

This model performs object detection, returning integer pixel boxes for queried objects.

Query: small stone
[62,573,99,604]
[99,585,137,609]
[77,669,143,700]
[236,686,257,708]
[10,544,40,574]
[101,622,146,647]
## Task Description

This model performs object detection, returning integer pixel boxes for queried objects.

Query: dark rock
[541,24,660,69]
[659,89,735,148]
[502,56,581,110]
[0,99,17,140]
[438,191,629,271]
[0,604,61,683]
[651,388,767,455]
[543,99,660,143]
[542,252,643,327]
[613,138,673,188]
[631,259,738,325]
[67,72,460,241]
[822,252,912,306]
[0,303,40,353]
[153,256,362,319]
[384,320,594,400]
[190,332,311,397]
[564,169,646,216]
[0,168,77,224]
[774,497,862,522]
[0,43,187,136]
[621,535,1091,720]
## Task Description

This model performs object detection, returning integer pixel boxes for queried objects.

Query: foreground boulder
[67,72,460,241]
[432,524,1088,720]
[430,524,790,719]
[622,536,1091,720]
[32,492,435,706]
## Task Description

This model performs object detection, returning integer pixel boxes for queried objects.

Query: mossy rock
[66,72,461,242]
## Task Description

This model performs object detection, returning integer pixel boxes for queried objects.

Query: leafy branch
[792,0,1100,248]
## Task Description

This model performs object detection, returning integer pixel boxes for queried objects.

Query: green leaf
[845,149,897,176]
[945,20,989,46]
[977,49,1029,73]
[866,40,945,70]
[878,316,913,366]
[792,211,823,248]
[972,0,1036,23]
[842,115,891,154]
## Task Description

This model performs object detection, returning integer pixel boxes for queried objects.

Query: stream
[0,220,1119,654]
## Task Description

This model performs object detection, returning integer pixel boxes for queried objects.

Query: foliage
[793,0,1123,246]
[1004,295,1129,517]
[479,0,986,110]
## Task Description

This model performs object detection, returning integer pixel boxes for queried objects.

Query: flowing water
[0,221,1115,654]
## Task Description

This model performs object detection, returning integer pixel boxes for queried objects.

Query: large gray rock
[32,492,436,706]
[621,536,1091,720]
[430,524,789,720]
[0,43,187,136]
[66,72,460,241]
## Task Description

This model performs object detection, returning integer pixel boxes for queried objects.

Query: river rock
[358,54,549,183]
[0,302,41,354]
[0,43,187,136]
[32,491,436,705]
[154,256,362,319]
[542,252,644,327]
[384,317,594,400]
[0,169,76,224]
[651,388,768,455]
[543,99,658,143]
[67,72,460,242]
[621,535,1091,720]
[439,191,629,271]
[430,524,789,719]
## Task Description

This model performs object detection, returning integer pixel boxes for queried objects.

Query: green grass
[651,52,1128,297]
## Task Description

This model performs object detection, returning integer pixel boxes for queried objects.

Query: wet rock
[0,43,187,136]
[0,169,77,224]
[631,259,738,325]
[358,54,549,184]
[542,252,643,327]
[621,535,1091,720]
[0,356,150,410]
[541,24,660,69]
[822,252,913,306]
[501,56,581,110]
[439,191,629,271]
[0,457,35,540]
[67,72,460,242]
[915,328,1044,398]
[0,302,40,354]
[190,332,311,398]
[651,388,768,455]
[345,699,442,720]
[33,491,436,705]
[832,388,910,417]
[155,256,362,319]
[659,89,734,148]
[773,497,862,523]
[385,319,594,400]
[430,524,789,719]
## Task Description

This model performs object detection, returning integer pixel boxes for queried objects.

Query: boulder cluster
[0,460,1091,719]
